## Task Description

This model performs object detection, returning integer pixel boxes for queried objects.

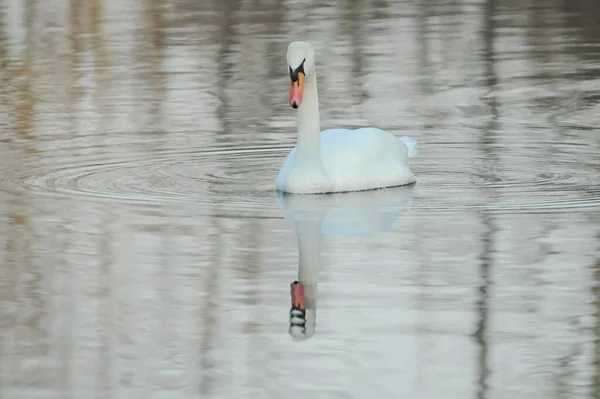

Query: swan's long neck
[295,73,321,162]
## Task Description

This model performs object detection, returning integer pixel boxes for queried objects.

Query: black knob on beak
[289,58,306,82]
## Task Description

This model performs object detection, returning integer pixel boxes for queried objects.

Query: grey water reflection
[0,0,600,398]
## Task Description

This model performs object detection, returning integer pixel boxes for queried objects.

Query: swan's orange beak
[290,281,305,310]
[289,72,304,109]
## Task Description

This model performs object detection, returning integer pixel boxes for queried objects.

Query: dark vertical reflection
[199,186,221,389]
[415,0,435,152]
[98,214,114,397]
[57,224,73,397]
[263,0,285,82]
[341,0,367,103]
[482,0,498,125]
[88,0,114,391]
[416,0,433,97]
[475,1,499,399]
[240,221,264,392]
[0,2,7,79]
[140,0,168,143]
[0,0,36,394]
[214,0,236,148]
[198,0,237,395]
[413,1,433,391]
[15,0,35,143]
[0,0,7,376]
[68,0,83,122]
[141,0,172,390]
[475,213,493,399]
[90,0,109,93]
[139,2,170,364]
[594,253,600,399]
[9,0,51,391]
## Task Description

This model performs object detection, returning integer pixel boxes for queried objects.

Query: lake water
[1,0,600,398]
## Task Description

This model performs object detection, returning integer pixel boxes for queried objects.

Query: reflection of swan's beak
[291,281,305,310]
[289,281,311,340]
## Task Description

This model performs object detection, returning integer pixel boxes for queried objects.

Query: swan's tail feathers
[398,136,418,158]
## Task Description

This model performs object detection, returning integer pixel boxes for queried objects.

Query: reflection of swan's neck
[297,221,321,308]
[296,73,321,163]
[290,221,322,340]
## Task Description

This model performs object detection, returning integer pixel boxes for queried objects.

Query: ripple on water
[12,139,600,215]
[18,146,280,207]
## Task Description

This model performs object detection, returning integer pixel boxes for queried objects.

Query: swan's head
[289,281,316,340]
[287,41,315,109]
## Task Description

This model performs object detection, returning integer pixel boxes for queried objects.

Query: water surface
[1,0,600,398]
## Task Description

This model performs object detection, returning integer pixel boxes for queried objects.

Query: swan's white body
[276,129,417,194]
[275,41,418,194]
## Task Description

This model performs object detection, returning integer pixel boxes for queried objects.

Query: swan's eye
[289,58,306,82]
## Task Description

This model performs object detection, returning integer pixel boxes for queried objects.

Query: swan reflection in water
[276,184,416,340]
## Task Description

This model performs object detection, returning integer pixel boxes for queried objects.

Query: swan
[275,41,419,195]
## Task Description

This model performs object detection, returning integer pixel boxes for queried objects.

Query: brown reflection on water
[0,0,600,398]
[595,257,600,398]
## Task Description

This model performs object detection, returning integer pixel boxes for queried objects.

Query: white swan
[275,41,418,194]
